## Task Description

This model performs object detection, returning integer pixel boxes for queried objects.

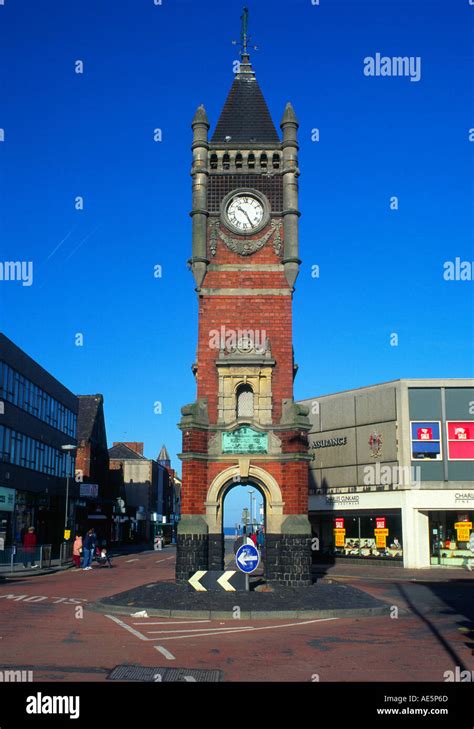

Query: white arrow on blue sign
[236,544,260,574]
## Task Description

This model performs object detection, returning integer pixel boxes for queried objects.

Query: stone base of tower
[176,513,312,587]
[175,516,208,583]
[265,515,312,587]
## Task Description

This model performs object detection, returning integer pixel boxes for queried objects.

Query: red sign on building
[447,422,474,460]
[334,518,345,530]
[418,427,433,441]
[376,517,386,530]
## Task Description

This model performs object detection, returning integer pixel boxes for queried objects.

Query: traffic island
[92,579,392,620]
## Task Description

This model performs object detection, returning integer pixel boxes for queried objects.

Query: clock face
[225,194,265,233]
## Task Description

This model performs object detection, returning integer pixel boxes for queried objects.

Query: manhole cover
[108,664,222,682]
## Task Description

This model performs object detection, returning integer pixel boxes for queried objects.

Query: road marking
[147,626,250,634]
[125,559,139,563]
[154,646,175,660]
[156,617,339,642]
[105,614,149,641]
[155,557,174,563]
[133,620,211,626]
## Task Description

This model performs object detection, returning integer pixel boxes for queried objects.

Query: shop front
[0,486,15,547]
[311,509,403,562]
[428,510,474,567]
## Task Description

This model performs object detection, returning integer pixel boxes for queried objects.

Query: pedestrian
[250,531,257,547]
[73,534,83,569]
[22,526,38,569]
[257,529,264,549]
[82,528,96,571]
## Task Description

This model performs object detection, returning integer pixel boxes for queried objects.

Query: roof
[157,445,171,464]
[211,55,279,145]
[108,443,147,461]
[76,395,103,442]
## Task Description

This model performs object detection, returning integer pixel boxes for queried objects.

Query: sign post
[235,543,260,591]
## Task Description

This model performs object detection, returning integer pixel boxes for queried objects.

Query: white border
[410,420,443,461]
[446,420,474,461]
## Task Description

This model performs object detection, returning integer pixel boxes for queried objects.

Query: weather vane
[232,7,258,56]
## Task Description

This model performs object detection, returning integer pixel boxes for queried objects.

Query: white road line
[146,626,250,635]
[125,559,139,563]
[154,646,175,660]
[155,556,175,563]
[105,614,150,641]
[156,617,339,642]
[132,620,212,626]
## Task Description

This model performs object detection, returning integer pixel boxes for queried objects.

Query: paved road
[0,550,473,682]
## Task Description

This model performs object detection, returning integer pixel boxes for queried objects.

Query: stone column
[190,104,209,290]
[280,102,301,290]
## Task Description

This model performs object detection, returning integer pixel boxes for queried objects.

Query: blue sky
[0,0,473,526]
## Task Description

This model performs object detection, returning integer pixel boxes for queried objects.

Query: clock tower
[177,12,312,586]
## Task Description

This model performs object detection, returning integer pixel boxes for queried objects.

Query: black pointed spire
[211,8,279,145]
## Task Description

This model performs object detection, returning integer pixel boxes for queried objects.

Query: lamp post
[61,444,77,540]
[248,490,254,534]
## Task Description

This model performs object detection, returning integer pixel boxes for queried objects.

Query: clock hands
[237,205,254,227]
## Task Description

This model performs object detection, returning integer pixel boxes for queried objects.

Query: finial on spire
[232,6,258,60]
[241,6,249,56]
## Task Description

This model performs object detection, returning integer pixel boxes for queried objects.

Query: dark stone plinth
[208,534,224,571]
[176,533,208,583]
[265,533,312,587]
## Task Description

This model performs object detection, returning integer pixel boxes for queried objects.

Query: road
[0,549,473,682]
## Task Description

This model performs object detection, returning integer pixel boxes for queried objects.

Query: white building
[299,379,474,568]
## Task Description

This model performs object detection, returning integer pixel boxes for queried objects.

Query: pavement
[1,548,474,683]
[312,560,474,582]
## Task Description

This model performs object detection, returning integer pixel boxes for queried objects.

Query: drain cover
[108,664,222,682]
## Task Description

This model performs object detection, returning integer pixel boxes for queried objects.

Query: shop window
[410,421,442,460]
[446,421,474,460]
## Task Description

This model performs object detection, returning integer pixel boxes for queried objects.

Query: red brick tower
[177,21,312,586]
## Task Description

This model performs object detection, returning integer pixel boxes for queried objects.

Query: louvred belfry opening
[176,10,312,587]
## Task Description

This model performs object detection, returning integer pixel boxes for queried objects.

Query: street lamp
[61,444,77,539]
[248,490,254,534]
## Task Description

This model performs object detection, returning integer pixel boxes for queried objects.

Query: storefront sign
[455,521,472,542]
[455,493,474,505]
[374,527,389,548]
[447,422,474,460]
[334,518,345,530]
[312,436,347,449]
[411,421,442,460]
[222,426,268,454]
[80,484,99,498]
[63,530,71,540]
[0,486,15,513]
[375,517,386,530]
[334,529,346,547]
[326,495,360,506]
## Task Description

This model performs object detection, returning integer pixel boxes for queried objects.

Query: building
[75,395,118,542]
[108,442,177,542]
[0,333,78,551]
[299,379,474,568]
[176,11,312,585]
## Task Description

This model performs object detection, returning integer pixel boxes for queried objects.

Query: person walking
[73,534,83,569]
[250,531,257,547]
[22,526,38,569]
[82,528,96,571]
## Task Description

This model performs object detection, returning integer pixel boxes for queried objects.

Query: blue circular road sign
[236,544,260,574]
